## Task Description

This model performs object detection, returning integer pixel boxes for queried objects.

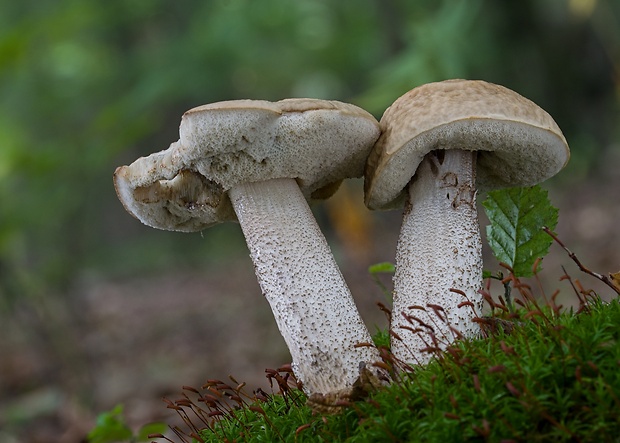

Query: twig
[559,265,588,313]
[543,227,620,295]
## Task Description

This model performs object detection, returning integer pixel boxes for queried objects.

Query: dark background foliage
[1,0,618,441]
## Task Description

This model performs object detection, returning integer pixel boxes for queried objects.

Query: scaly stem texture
[391,150,483,365]
[229,178,379,394]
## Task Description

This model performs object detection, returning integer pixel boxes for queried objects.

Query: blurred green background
[1,0,619,441]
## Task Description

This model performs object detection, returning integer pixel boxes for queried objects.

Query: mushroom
[364,79,570,364]
[114,98,382,395]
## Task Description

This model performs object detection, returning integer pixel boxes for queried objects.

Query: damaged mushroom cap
[114,98,384,394]
[365,79,570,210]
[115,98,380,232]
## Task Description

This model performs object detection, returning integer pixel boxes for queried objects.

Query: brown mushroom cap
[114,98,380,231]
[365,79,570,210]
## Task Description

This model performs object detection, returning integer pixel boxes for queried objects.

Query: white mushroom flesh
[229,177,380,394]
[391,149,483,364]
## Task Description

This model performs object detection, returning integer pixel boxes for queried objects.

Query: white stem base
[391,150,483,365]
[229,178,380,394]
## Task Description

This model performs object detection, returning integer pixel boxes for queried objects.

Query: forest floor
[2,152,620,443]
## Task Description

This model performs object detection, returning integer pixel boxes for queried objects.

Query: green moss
[192,298,620,442]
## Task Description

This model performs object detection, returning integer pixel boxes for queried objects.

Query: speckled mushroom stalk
[364,79,570,366]
[391,150,482,363]
[229,178,378,394]
[114,98,384,395]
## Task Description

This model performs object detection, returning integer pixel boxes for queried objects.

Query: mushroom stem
[390,149,483,365]
[229,177,380,394]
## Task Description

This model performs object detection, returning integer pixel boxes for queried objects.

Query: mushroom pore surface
[115,98,380,231]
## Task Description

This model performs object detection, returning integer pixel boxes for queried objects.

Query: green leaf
[87,404,134,443]
[368,262,395,274]
[482,185,558,277]
[482,270,495,280]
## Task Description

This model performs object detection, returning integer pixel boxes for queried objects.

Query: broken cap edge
[113,160,233,232]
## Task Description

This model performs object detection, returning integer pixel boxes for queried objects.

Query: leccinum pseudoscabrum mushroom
[114,98,382,395]
[365,80,570,365]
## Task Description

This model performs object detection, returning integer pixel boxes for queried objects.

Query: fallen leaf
[609,271,620,292]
